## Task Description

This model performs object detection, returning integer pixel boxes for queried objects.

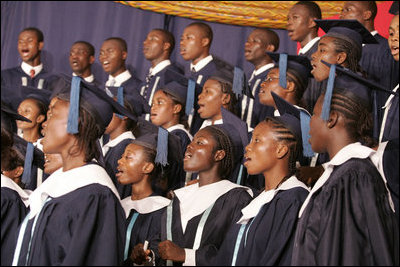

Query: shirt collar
[103,131,135,149]
[200,118,223,130]
[237,176,308,224]
[167,124,193,140]
[253,62,275,77]
[21,61,43,77]
[1,174,31,207]
[298,37,320,55]
[107,70,132,87]
[190,55,213,72]
[121,195,171,218]
[73,72,94,83]
[370,30,378,36]
[149,60,171,76]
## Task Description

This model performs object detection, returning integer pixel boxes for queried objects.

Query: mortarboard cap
[389,1,399,15]
[315,19,378,49]
[17,85,52,109]
[1,101,31,123]
[267,52,312,89]
[270,91,314,157]
[320,60,398,122]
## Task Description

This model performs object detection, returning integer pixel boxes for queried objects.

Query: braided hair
[329,88,376,148]
[264,118,300,184]
[332,38,365,76]
[286,69,308,106]
[210,78,240,117]
[203,125,235,180]
[163,91,189,130]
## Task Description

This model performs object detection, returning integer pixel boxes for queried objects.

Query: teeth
[103,61,109,65]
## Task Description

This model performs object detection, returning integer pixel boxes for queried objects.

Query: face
[150,90,178,127]
[143,30,167,61]
[389,15,399,61]
[17,30,42,64]
[259,68,285,107]
[104,113,123,135]
[244,121,279,175]
[116,143,149,185]
[197,79,225,120]
[287,4,314,42]
[309,96,329,153]
[17,99,43,131]
[69,43,94,76]
[44,153,63,174]
[41,98,74,154]
[311,36,340,81]
[244,29,269,63]
[99,39,126,76]
[340,1,365,22]
[180,25,206,62]
[184,128,217,172]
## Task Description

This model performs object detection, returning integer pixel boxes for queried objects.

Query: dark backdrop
[1,1,297,84]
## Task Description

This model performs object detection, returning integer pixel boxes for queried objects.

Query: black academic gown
[215,187,308,266]
[14,184,126,266]
[104,139,133,199]
[160,187,252,266]
[139,63,184,104]
[381,92,399,142]
[241,68,275,129]
[1,67,56,110]
[170,128,191,156]
[187,56,231,135]
[291,158,399,266]
[1,187,28,266]
[123,194,168,266]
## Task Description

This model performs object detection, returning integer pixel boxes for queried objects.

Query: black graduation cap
[163,68,202,118]
[208,66,254,99]
[12,134,45,186]
[51,74,138,135]
[320,60,398,121]
[315,19,378,48]
[266,52,312,89]
[17,85,52,109]
[105,85,150,119]
[1,101,32,123]
[269,91,315,157]
[389,1,399,15]
[132,118,183,167]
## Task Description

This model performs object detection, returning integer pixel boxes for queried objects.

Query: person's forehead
[70,43,89,51]
[18,30,38,39]
[101,39,121,50]
[289,4,310,15]
[183,25,203,35]
[148,30,165,39]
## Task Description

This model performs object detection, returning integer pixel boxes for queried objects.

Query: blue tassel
[186,79,195,116]
[67,76,81,134]
[279,53,288,89]
[21,142,34,185]
[233,67,244,98]
[300,111,315,157]
[236,164,244,185]
[156,127,168,166]
[321,65,336,121]
[116,86,124,119]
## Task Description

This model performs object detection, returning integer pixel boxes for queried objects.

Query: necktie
[30,69,35,79]
[142,71,153,97]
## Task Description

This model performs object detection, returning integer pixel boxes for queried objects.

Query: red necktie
[30,69,35,79]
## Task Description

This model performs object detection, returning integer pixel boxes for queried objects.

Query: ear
[214,149,226,162]
[363,10,372,21]
[336,52,347,65]
[265,44,276,53]
[307,17,317,29]
[122,51,128,61]
[201,37,210,48]
[285,80,296,93]
[142,162,155,174]
[276,143,289,159]
[163,42,171,52]
[36,114,45,124]
[173,103,182,115]
[221,93,231,105]
[38,41,44,52]
[327,111,339,129]
[89,55,95,65]
[15,166,24,178]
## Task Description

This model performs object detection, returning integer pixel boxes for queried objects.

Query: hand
[158,240,185,262]
[296,165,324,188]
[130,243,151,265]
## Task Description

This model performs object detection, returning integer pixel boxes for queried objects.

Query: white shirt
[167,124,193,141]
[199,118,223,130]
[106,70,132,87]
[248,63,275,83]
[1,174,31,207]
[379,84,398,143]
[149,59,171,76]
[21,62,43,78]
[190,55,213,72]
[72,72,94,83]
[298,37,320,55]
[121,195,171,218]
[102,131,135,156]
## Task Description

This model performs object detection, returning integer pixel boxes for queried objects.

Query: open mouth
[391,45,399,55]
[184,151,192,160]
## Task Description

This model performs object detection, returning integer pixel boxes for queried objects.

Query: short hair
[73,40,95,57]
[20,27,44,42]
[295,1,322,20]
[362,1,378,20]
[187,22,213,46]
[255,28,280,52]
[105,37,127,52]
[153,28,176,55]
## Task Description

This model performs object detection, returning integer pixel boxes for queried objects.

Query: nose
[245,143,251,153]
